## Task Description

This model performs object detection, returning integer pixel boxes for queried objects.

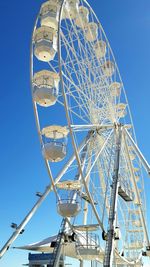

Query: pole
[79,260,83,267]
[103,125,122,267]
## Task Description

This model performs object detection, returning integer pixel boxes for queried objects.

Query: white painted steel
[28,0,149,266]
[122,130,150,247]
[57,0,148,264]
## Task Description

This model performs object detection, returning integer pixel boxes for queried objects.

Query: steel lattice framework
[0,1,150,266]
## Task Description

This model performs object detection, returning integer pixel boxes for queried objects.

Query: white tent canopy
[14,233,103,261]
[14,235,57,253]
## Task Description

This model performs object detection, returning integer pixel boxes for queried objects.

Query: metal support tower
[103,125,122,267]
[50,218,67,267]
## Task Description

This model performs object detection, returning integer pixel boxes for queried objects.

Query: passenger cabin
[40,0,60,30]
[129,209,140,217]
[64,0,79,19]
[134,174,140,182]
[75,6,89,29]
[109,82,121,97]
[42,125,69,162]
[85,22,98,42]
[33,70,59,107]
[57,199,81,217]
[127,229,143,233]
[94,40,106,59]
[34,26,57,62]
[56,180,81,217]
[118,178,133,202]
[128,146,136,161]
[133,167,140,173]
[102,61,115,77]
[132,219,142,228]
[115,103,127,118]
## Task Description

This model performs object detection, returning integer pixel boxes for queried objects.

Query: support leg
[103,126,122,267]
[79,259,83,267]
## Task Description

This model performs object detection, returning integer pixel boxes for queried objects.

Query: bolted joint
[11,223,18,229]
[36,192,43,197]
[19,229,25,235]
[102,231,108,241]
[146,245,150,251]
[142,251,147,256]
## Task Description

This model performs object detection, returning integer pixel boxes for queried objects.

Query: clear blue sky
[0,0,150,266]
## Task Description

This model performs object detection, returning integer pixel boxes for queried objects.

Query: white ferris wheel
[1,0,150,266]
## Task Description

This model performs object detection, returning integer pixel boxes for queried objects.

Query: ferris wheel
[29,0,150,266]
[1,0,150,266]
